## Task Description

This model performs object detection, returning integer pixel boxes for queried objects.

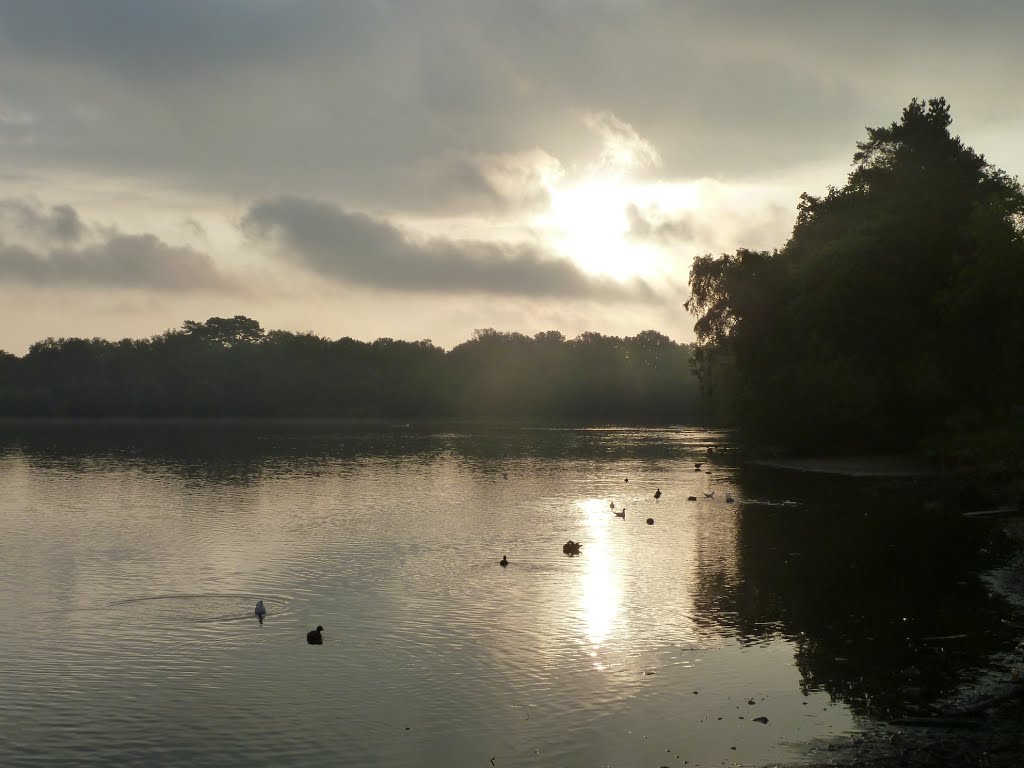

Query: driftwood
[962,506,1018,518]
[889,717,983,728]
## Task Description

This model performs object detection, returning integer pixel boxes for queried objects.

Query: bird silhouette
[306,626,324,645]
[654,488,662,500]
[499,555,509,567]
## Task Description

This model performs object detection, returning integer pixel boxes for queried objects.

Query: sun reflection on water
[577,498,621,659]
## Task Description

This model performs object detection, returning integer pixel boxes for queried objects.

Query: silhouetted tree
[687,97,1024,459]
[0,318,702,424]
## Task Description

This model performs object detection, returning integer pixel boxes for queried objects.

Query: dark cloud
[0,199,231,291]
[242,196,654,299]
[0,198,84,243]
[0,235,230,291]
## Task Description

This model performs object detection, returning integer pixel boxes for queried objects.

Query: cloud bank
[0,199,230,291]
[242,196,654,299]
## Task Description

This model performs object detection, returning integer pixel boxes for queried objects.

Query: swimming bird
[614,507,626,518]
[725,493,735,503]
[500,555,509,567]
[563,540,583,555]
[610,501,615,509]
[624,477,628,482]
[703,491,715,498]
[687,495,697,501]
[646,518,655,525]
[306,626,324,645]
[654,488,662,500]
[255,600,266,623]
[694,462,703,471]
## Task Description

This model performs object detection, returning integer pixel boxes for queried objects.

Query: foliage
[0,318,702,424]
[686,97,1024,455]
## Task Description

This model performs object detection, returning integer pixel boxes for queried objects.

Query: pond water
[0,422,1017,767]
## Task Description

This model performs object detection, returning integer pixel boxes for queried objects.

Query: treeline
[0,317,702,423]
[686,98,1024,469]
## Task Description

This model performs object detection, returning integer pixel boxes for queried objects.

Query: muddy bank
[774,518,1024,768]
[782,692,1023,768]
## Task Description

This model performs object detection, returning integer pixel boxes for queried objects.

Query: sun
[535,175,702,281]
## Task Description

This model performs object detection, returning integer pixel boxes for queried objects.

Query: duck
[255,600,267,620]
[610,501,615,510]
[694,462,703,471]
[613,507,626,518]
[562,540,583,555]
[654,488,662,500]
[725,493,735,503]
[306,626,324,645]
[499,555,509,567]
[646,518,655,525]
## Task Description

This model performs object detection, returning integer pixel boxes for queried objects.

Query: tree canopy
[0,318,702,424]
[686,98,1024,462]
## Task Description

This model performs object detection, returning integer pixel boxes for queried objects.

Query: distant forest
[0,319,702,423]
[685,97,1024,472]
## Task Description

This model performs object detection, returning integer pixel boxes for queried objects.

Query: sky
[1,0,1023,354]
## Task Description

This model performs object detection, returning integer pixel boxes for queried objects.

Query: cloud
[242,195,654,299]
[581,111,661,175]
[0,198,84,243]
[0,198,231,291]
[408,148,560,215]
[627,204,701,244]
[627,200,792,253]
[2,1,1021,213]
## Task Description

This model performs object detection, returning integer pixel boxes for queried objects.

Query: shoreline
[751,455,938,479]
[780,518,1024,768]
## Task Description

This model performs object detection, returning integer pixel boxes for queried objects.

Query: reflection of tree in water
[0,421,722,486]
[692,465,1017,719]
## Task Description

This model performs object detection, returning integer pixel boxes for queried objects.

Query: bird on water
[255,600,267,624]
[500,555,509,567]
[307,626,324,644]
[654,488,662,500]
[614,507,626,518]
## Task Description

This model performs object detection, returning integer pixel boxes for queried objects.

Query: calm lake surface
[0,422,1017,767]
